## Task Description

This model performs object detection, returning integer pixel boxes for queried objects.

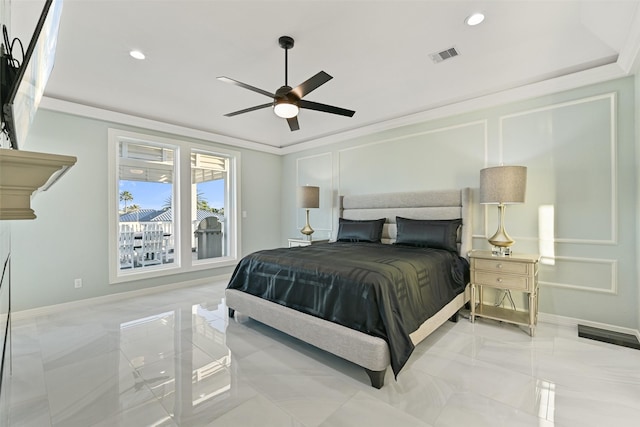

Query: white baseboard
[539,312,640,343]
[12,273,232,321]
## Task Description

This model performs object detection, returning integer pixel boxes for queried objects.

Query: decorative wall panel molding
[539,256,617,294]
[499,93,616,245]
[337,120,486,199]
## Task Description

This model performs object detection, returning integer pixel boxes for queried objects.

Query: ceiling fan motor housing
[274,86,299,104]
[273,85,300,118]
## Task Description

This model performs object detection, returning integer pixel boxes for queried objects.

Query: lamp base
[491,246,512,256]
[300,209,314,238]
[300,225,314,237]
[488,203,514,256]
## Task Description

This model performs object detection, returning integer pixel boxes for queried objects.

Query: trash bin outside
[194,217,222,259]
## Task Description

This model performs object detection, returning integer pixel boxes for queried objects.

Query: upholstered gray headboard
[339,188,472,259]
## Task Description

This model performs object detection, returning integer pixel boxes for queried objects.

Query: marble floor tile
[208,394,306,427]
[7,279,640,426]
[318,391,431,427]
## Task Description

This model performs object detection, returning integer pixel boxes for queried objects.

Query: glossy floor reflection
[8,279,640,426]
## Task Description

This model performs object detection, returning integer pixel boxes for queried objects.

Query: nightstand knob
[496,263,503,269]
[497,278,503,283]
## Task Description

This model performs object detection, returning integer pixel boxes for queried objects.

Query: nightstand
[469,250,540,336]
[288,238,329,248]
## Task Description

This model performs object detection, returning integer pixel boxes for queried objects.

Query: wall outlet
[74,278,82,288]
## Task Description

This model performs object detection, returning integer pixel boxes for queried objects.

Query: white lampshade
[274,101,299,118]
[297,186,319,208]
[480,166,527,204]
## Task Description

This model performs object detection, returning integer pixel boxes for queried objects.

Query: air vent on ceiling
[430,47,459,64]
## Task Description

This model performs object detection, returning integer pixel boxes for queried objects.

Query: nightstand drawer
[473,258,531,275]
[471,271,531,291]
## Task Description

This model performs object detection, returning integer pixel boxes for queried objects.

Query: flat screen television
[1,0,63,150]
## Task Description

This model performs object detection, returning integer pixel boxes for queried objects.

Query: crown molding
[38,97,283,155]
[40,61,631,157]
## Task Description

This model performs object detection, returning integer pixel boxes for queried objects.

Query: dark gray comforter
[226,241,468,376]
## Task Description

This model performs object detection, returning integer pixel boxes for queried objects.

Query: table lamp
[480,166,527,256]
[297,185,319,239]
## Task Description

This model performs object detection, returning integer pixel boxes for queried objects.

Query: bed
[225,188,472,388]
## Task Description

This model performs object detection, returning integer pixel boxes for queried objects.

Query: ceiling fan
[217,36,355,131]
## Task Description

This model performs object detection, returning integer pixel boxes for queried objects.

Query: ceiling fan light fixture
[273,100,299,118]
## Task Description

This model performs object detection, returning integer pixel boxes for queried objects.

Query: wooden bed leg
[364,368,386,389]
[449,310,459,323]
[228,308,235,318]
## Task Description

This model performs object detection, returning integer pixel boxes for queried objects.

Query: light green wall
[282,76,638,330]
[11,110,281,311]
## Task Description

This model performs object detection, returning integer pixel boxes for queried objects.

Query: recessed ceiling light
[465,12,485,26]
[129,50,146,60]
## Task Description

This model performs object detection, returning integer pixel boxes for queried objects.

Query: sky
[119,180,224,211]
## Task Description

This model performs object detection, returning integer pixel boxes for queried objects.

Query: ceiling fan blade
[298,100,355,117]
[291,71,333,99]
[287,116,300,131]
[217,76,275,98]
[224,103,272,117]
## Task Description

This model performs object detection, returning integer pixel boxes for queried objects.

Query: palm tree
[120,191,133,212]
[198,198,211,211]
[162,196,172,211]
[164,192,216,212]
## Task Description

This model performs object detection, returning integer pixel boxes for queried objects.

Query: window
[191,149,231,263]
[108,129,239,283]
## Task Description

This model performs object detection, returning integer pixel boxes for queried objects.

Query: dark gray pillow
[336,218,385,243]
[395,217,461,252]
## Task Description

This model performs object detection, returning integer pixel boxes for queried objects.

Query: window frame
[108,129,241,284]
